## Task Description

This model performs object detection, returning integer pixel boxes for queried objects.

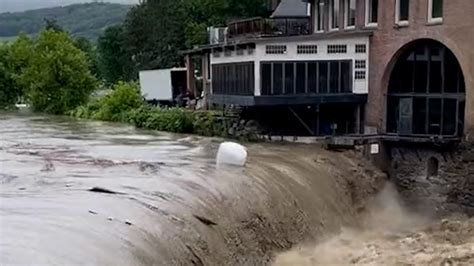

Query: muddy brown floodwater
[0,113,472,266]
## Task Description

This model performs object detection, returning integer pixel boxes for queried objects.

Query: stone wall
[388,142,474,216]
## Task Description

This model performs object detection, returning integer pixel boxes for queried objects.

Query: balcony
[227,16,311,40]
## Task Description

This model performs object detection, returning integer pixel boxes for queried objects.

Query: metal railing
[227,17,311,39]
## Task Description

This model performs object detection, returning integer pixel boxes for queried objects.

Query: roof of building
[271,0,309,18]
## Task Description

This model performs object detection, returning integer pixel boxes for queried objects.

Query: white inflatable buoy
[216,142,248,167]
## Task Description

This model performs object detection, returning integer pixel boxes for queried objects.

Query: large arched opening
[386,39,465,137]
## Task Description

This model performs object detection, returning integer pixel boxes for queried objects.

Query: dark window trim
[260,60,353,96]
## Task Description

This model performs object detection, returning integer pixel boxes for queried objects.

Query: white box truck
[139,68,187,106]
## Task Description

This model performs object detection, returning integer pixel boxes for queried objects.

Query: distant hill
[0,3,132,42]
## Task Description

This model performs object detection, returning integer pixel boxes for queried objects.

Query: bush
[72,80,228,137]
[192,111,226,137]
[91,81,142,122]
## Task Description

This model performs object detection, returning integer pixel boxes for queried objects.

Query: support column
[201,54,210,110]
[355,104,361,134]
[185,54,196,98]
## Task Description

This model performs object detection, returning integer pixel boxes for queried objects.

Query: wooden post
[185,54,196,97]
[201,54,210,109]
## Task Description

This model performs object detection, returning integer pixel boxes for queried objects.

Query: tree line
[0,0,269,113]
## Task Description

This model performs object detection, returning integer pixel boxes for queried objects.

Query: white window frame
[329,0,340,31]
[314,0,325,33]
[428,0,443,24]
[344,0,356,29]
[395,0,409,26]
[365,0,378,27]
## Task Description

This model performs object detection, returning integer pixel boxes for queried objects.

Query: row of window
[212,62,255,95]
[213,48,255,58]
[261,60,353,95]
[396,0,443,25]
[315,0,443,32]
[265,44,366,55]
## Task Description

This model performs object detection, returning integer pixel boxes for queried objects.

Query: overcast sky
[0,0,138,13]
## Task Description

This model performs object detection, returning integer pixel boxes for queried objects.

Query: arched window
[387,40,465,137]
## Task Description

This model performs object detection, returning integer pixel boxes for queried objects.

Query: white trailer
[139,68,187,104]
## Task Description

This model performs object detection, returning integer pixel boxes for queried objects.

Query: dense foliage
[71,82,226,136]
[0,3,131,42]
[16,30,97,114]
[97,26,133,85]
[0,45,17,108]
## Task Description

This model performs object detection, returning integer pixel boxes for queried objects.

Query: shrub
[192,111,226,137]
[91,81,142,122]
[71,80,228,137]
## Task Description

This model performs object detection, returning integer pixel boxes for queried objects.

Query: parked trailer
[139,68,187,106]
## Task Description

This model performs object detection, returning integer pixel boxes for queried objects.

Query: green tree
[74,37,100,78]
[21,30,97,114]
[44,18,64,32]
[0,34,34,106]
[97,25,133,84]
[0,44,18,108]
[123,0,187,70]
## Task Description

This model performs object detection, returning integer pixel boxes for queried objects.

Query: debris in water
[193,215,218,226]
[88,187,123,194]
[40,159,55,172]
[216,142,247,167]
[88,210,98,215]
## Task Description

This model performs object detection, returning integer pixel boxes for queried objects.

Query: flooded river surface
[1,113,472,265]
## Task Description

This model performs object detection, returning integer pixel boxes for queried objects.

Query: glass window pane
[273,63,283,95]
[346,0,356,26]
[319,62,328,93]
[308,62,317,93]
[458,101,465,136]
[428,98,442,134]
[369,0,378,23]
[399,0,409,21]
[429,51,442,93]
[387,96,399,133]
[284,62,294,94]
[316,0,324,31]
[432,0,443,18]
[261,63,272,95]
[414,48,428,93]
[331,0,340,28]
[413,97,427,134]
[341,61,352,92]
[296,63,306,94]
[443,99,457,135]
[329,61,340,93]
[444,49,459,93]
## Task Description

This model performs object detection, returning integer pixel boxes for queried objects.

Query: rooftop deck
[227,16,311,40]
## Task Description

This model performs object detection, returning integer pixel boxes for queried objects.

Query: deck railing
[227,17,311,39]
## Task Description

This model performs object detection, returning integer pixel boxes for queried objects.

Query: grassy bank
[70,82,227,137]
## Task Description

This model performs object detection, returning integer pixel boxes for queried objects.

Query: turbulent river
[0,113,473,265]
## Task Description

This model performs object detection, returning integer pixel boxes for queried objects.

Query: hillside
[0,3,131,42]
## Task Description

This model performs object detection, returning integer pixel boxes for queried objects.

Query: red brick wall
[366,0,474,139]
